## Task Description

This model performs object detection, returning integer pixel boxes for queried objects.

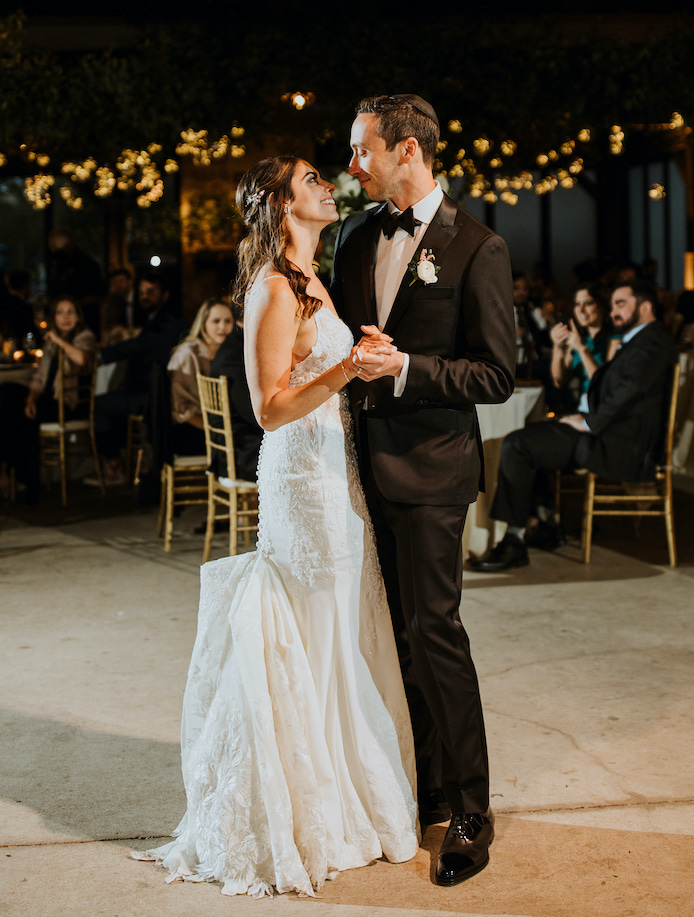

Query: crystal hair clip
[246,188,265,209]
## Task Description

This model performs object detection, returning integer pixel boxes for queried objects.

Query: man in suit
[94,271,188,481]
[331,94,516,885]
[473,278,678,572]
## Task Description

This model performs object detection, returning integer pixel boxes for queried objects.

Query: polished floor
[1,480,693,917]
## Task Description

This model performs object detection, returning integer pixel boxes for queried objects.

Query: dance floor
[1,482,693,917]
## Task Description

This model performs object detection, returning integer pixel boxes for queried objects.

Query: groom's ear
[400,137,419,163]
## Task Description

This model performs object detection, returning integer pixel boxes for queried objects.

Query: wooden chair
[197,372,259,563]
[126,413,145,482]
[567,363,680,566]
[39,350,105,505]
[156,455,208,553]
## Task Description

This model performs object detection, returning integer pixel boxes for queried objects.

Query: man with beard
[472,278,678,571]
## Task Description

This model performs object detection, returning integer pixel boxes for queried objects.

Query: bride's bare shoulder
[244,269,298,325]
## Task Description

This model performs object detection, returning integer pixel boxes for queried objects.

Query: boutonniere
[408,248,440,286]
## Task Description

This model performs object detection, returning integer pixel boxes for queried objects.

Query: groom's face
[349,114,403,202]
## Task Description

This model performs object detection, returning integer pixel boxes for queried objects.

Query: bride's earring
[284,205,291,215]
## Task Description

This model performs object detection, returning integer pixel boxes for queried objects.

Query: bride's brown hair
[232,156,322,321]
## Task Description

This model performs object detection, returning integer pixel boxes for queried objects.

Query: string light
[59,185,84,209]
[648,183,666,200]
[609,125,624,154]
[24,173,54,209]
[5,114,684,212]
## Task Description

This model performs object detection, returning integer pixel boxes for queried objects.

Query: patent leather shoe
[436,808,495,886]
[470,534,529,572]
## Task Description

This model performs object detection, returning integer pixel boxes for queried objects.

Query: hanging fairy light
[648,183,666,200]
[473,137,491,155]
[282,91,315,111]
[24,174,54,209]
[59,185,84,209]
[609,125,625,154]
[448,119,463,133]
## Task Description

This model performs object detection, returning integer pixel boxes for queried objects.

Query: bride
[133,156,419,897]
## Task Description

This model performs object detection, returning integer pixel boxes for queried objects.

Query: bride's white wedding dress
[135,304,418,897]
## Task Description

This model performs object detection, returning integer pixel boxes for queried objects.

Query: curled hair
[356,95,439,166]
[232,156,322,321]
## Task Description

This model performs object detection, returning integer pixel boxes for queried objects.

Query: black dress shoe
[470,534,529,572]
[436,808,495,886]
[524,520,566,551]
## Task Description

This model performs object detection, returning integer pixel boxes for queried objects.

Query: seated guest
[674,289,694,346]
[167,298,234,455]
[472,279,678,571]
[102,267,140,341]
[95,272,187,482]
[513,270,555,387]
[549,282,619,411]
[208,304,263,482]
[0,297,96,503]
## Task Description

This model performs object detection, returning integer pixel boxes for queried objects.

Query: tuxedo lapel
[383,195,458,335]
[357,204,387,327]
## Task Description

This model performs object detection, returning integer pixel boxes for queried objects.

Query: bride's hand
[356,324,396,354]
[349,341,404,381]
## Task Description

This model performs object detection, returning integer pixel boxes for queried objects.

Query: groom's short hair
[356,95,439,167]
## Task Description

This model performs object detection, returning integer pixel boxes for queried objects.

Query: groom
[331,94,516,885]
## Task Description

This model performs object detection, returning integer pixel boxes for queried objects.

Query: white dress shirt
[374,182,444,397]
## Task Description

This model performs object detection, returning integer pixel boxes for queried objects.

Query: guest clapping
[550,282,618,411]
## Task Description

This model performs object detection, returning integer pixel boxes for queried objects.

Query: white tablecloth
[0,363,34,387]
[463,385,545,558]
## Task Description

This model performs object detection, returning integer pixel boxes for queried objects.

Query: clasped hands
[550,318,582,352]
[349,325,404,381]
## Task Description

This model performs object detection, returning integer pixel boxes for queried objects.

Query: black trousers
[491,420,583,527]
[94,390,148,460]
[361,434,489,815]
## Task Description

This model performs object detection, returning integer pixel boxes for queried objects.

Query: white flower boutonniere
[408,248,440,286]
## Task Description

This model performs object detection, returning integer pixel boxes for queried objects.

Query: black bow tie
[381,207,419,239]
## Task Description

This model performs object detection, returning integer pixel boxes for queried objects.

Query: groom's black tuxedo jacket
[331,193,516,505]
[575,321,678,482]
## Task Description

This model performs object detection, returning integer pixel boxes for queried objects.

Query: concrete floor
[1,483,693,917]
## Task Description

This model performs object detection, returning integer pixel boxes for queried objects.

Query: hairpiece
[246,188,265,210]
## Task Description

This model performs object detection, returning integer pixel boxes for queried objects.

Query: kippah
[389,94,439,129]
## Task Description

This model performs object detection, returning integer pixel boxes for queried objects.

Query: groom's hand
[351,325,405,380]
